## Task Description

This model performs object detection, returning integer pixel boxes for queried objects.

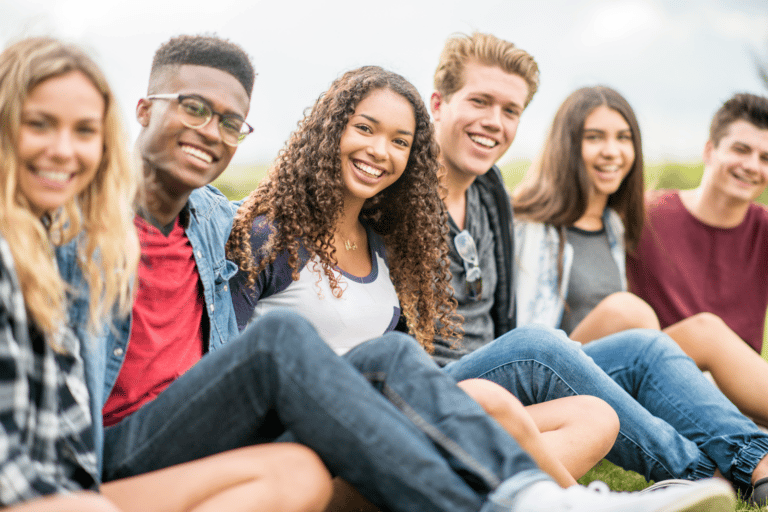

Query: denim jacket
[56,185,240,478]
[513,208,626,329]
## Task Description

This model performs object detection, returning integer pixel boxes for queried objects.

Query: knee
[598,292,660,330]
[357,331,430,364]
[272,444,333,511]
[683,312,729,336]
[581,396,620,451]
[240,310,322,354]
[496,324,580,357]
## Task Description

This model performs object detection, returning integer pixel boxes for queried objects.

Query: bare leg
[102,443,332,512]
[459,379,618,486]
[526,395,619,479]
[569,292,660,343]
[3,493,120,512]
[663,313,768,427]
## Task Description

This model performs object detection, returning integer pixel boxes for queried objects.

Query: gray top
[433,184,498,366]
[559,226,622,335]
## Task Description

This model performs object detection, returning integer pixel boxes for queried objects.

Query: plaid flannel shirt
[0,237,97,505]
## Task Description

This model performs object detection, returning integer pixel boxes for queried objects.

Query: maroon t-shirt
[103,215,204,426]
[627,191,768,353]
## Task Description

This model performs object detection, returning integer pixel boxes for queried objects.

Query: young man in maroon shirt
[627,93,768,428]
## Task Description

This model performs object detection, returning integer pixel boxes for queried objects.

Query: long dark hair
[514,85,645,252]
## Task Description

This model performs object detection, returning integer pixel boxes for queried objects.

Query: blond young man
[432,32,768,505]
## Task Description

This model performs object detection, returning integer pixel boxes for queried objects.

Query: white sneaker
[494,478,735,512]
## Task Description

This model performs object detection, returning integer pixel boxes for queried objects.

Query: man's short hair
[149,34,255,96]
[709,93,768,146]
[433,32,539,107]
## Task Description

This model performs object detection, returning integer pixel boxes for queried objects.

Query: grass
[216,160,768,508]
[579,460,763,510]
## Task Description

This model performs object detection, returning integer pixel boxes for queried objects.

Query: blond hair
[434,32,540,106]
[0,37,138,343]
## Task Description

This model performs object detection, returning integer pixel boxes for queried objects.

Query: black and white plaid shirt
[0,238,97,505]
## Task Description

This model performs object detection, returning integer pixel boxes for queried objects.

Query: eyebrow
[583,128,632,133]
[23,110,103,123]
[359,113,414,136]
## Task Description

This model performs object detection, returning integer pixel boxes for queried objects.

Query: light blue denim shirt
[56,185,240,478]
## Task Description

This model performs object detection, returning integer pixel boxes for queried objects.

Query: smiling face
[581,105,635,204]
[431,61,528,181]
[339,88,416,206]
[136,64,250,198]
[702,120,768,205]
[17,70,105,217]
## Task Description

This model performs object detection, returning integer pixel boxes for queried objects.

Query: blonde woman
[0,37,331,512]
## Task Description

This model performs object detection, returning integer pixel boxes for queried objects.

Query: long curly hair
[0,37,139,344]
[228,66,459,351]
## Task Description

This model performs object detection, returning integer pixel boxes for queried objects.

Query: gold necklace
[344,239,357,251]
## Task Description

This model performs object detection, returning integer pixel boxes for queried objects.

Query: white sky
[2,0,767,170]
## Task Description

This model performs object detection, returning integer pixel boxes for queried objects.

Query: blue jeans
[103,310,546,512]
[444,325,768,489]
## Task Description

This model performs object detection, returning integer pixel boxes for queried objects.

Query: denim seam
[614,351,737,482]
[732,436,768,487]
[376,376,503,490]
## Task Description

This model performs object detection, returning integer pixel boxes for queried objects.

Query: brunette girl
[513,85,768,427]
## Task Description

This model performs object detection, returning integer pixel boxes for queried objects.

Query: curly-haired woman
[227,66,619,490]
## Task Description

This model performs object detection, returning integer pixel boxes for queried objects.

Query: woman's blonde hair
[0,37,138,342]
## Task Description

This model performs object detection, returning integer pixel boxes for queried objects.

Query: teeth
[596,166,620,173]
[182,144,213,163]
[469,134,497,148]
[731,169,759,185]
[354,161,383,178]
[36,170,72,183]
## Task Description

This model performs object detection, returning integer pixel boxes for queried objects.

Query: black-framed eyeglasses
[147,94,254,147]
[454,230,482,301]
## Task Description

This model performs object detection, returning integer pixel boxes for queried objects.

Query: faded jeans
[444,324,768,490]
[103,310,546,512]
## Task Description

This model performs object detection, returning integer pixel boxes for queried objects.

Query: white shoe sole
[656,479,735,512]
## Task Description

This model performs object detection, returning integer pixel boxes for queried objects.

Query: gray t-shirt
[433,185,497,366]
[559,226,622,335]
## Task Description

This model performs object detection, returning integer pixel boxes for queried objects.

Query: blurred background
[3,0,767,188]
[3,0,768,347]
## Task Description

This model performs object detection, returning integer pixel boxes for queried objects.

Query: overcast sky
[2,0,767,170]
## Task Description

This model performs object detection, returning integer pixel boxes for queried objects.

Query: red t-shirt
[102,215,204,426]
[627,191,768,353]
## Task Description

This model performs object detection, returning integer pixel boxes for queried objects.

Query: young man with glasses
[55,33,735,512]
[430,32,768,504]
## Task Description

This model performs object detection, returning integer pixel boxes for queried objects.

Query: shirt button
[196,251,202,258]
[113,347,124,357]
[223,285,228,292]
[210,305,215,313]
